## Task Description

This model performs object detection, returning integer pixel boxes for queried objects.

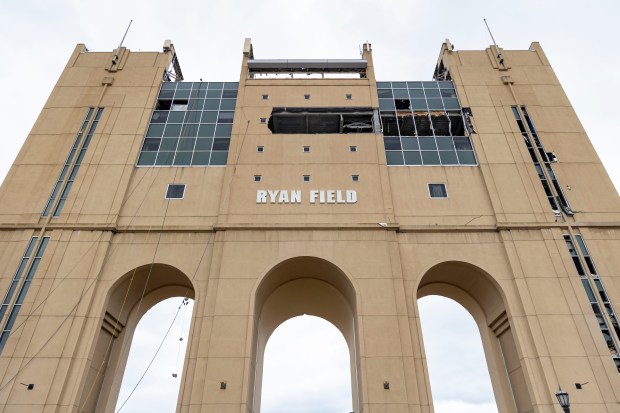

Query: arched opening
[418,295,498,413]
[79,264,195,413]
[261,315,352,412]
[417,261,532,413]
[251,257,360,413]
[114,297,194,412]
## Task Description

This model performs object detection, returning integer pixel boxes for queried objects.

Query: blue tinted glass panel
[138,82,238,167]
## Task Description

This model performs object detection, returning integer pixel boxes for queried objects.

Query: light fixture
[555,387,570,413]
[383,381,389,390]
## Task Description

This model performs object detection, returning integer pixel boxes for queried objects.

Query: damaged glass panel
[414,113,433,136]
[395,99,411,110]
[564,234,620,371]
[398,113,415,136]
[139,81,238,167]
[512,106,572,215]
[381,113,399,136]
[268,107,377,134]
[377,80,476,166]
[431,112,450,136]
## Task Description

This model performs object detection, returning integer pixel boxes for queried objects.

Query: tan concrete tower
[0,37,619,413]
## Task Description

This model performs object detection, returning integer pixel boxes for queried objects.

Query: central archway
[250,257,360,412]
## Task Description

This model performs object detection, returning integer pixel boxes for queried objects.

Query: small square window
[165,184,185,199]
[349,146,357,152]
[254,175,262,182]
[428,183,448,198]
[262,94,269,100]
[257,146,264,153]
[346,94,352,100]
[352,175,359,182]
[303,146,310,153]
[260,118,267,124]
[304,94,311,100]
[303,175,311,182]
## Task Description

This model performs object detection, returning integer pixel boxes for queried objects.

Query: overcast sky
[2,1,620,412]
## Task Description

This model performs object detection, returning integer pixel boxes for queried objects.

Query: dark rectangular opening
[448,111,465,136]
[268,107,375,134]
[157,100,172,110]
[431,112,450,136]
[165,184,185,199]
[414,112,433,136]
[381,113,399,136]
[397,114,415,136]
[394,99,411,110]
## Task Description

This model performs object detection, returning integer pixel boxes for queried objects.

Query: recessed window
[352,175,359,182]
[304,94,311,100]
[303,175,311,182]
[428,183,448,198]
[268,107,375,134]
[349,146,357,152]
[165,184,185,199]
[303,146,310,153]
[254,175,262,182]
[346,94,352,100]
[257,146,264,153]
[260,117,267,123]
[262,94,269,100]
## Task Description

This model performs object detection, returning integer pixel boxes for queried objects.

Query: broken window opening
[414,112,433,136]
[157,100,172,110]
[394,99,411,110]
[397,114,415,136]
[431,112,450,136]
[380,113,399,136]
[564,233,620,371]
[448,111,466,136]
[512,106,572,215]
[157,99,189,111]
[268,107,377,134]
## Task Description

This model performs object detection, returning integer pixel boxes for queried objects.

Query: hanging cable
[173,297,189,378]
[79,165,179,411]
[115,299,183,413]
[0,166,163,396]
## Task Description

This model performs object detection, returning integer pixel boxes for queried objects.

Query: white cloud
[261,315,352,413]
[115,298,193,413]
[434,400,499,413]
[418,296,498,409]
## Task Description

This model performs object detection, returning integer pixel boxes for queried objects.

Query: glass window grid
[512,106,570,213]
[42,108,95,217]
[0,236,50,353]
[0,237,38,324]
[377,81,476,166]
[138,82,239,167]
[52,108,103,217]
[564,234,620,372]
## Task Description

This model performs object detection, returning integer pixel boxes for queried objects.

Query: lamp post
[555,387,570,413]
